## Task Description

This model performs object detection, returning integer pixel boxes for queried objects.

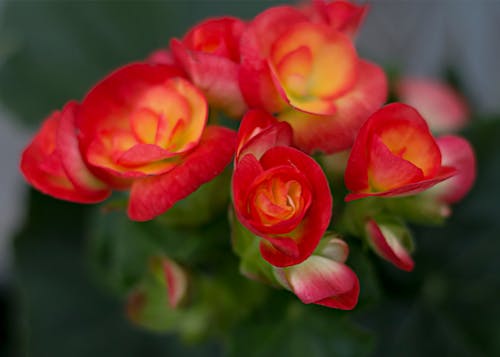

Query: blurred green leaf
[157,168,232,228]
[228,299,374,357]
[88,202,235,295]
[230,210,279,286]
[12,191,222,357]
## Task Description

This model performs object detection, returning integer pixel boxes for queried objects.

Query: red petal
[239,6,308,113]
[284,255,359,310]
[171,39,246,118]
[261,236,300,259]
[147,49,177,65]
[56,101,111,200]
[182,16,245,62]
[365,219,414,271]
[21,110,108,203]
[434,136,476,203]
[236,109,292,162]
[345,166,456,201]
[117,144,178,167]
[279,60,387,154]
[232,154,264,223]
[162,258,188,309]
[369,134,424,192]
[315,0,369,38]
[128,126,236,221]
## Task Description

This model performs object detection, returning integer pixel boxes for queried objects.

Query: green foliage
[157,168,232,228]
[230,210,279,286]
[228,299,374,357]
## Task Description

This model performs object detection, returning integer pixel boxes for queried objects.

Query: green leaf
[157,168,232,228]
[228,299,374,357]
[12,191,222,357]
[230,210,278,286]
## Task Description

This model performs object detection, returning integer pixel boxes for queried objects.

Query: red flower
[274,238,359,309]
[232,110,332,267]
[239,5,387,153]
[20,101,111,203]
[345,103,456,201]
[76,62,236,220]
[170,17,247,118]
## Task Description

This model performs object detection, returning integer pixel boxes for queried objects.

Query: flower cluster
[20,0,476,312]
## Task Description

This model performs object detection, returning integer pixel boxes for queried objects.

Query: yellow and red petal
[128,126,236,221]
[345,103,455,200]
[135,77,206,152]
[78,63,208,181]
[368,134,424,192]
[345,166,456,201]
[245,165,313,235]
[116,144,179,167]
[269,22,357,114]
[257,146,332,267]
[78,63,185,164]
[279,59,387,153]
[239,6,308,113]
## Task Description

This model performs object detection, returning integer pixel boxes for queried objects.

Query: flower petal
[161,257,188,309]
[171,38,246,118]
[365,219,414,271]
[239,6,308,113]
[396,77,469,134]
[128,126,236,221]
[433,135,476,204]
[236,109,292,162]
[257,146,332,267]
[21,109,109,203]
[56,101,111,200]
[277,255,359,310]
[279,60,387,154]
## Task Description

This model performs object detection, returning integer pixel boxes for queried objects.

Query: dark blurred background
[1,1,500,356]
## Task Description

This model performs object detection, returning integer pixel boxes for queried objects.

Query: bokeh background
[1,1,500,356]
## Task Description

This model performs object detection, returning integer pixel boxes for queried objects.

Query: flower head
[232,110,332,267]
[345,103,456,201]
